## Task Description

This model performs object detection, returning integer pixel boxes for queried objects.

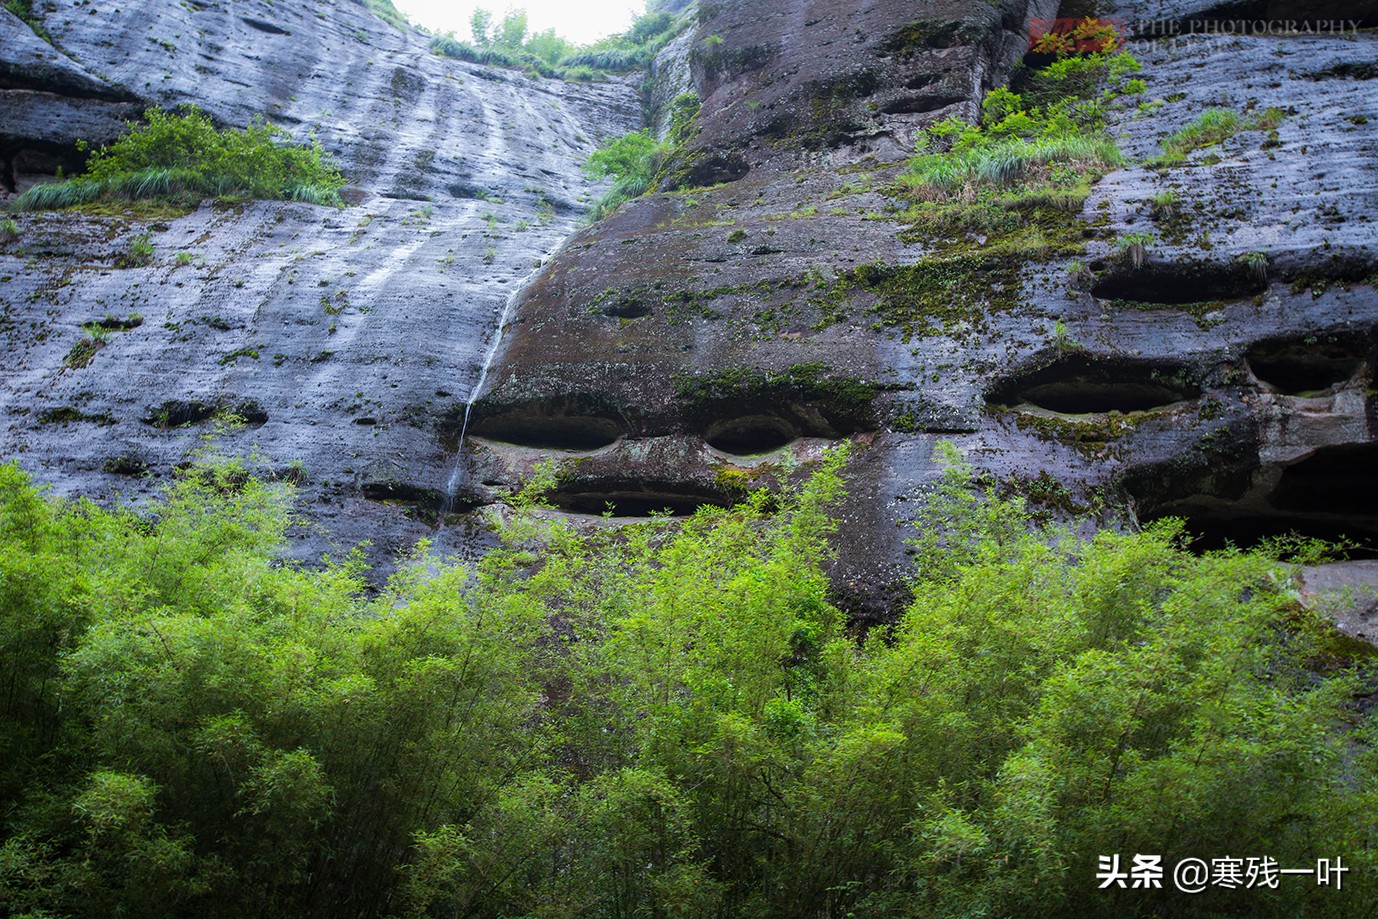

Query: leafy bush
[895,42,1137,247]
[582,129,662,221]
[902,50,1138,201]
[0,447,1372,917]
[17,107,344,211]
[580,92,701,221]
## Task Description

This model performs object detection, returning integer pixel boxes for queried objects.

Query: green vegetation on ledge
[359,0,407,30]
[1154,105,1286,164]
[3,0,49,42]
[583,92,701,221]
[0,447,1373,917]
[895,45,1140,246]
[15,107,345,212]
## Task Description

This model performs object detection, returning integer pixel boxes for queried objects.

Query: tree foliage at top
[428,6,688,81]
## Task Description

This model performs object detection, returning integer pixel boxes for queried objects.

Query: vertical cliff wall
[4,0,1378,616]
[0,0,640,565]
[471,0,1378,614]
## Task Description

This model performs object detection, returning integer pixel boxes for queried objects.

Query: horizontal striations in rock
[0,0,640,573]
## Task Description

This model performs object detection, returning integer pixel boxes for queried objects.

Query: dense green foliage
[16,107,344,211]
[896,48,1139,245]
[429,6,687,81]
[582,129,659,216]
[583,92,700,220]
[0,446,1374,917]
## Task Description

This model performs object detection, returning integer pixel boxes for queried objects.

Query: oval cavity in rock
[1247,340,1363,394]
[472,413,623,451]
[705,414,797,454]
[988,356,1200,415]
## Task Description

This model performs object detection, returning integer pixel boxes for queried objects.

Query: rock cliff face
[473,0,1378,615]
[4,0,1378,617]
[0,0,639,566]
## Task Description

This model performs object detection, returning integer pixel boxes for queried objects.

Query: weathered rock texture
[475,0,1378,614]
[0,0,639,567]
[4,0,1378,615]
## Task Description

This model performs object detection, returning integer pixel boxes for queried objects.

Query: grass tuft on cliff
[16,107,345,212]
[894,48,1140,248]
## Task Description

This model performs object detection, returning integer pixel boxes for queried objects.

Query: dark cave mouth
[1091,263,1267,306]
[989,355,1201,415]
[549,480,737,518]
[464,397,627,451]
[1135,444,1378,556]
[1246,340,1364,394]
[705,414,798,454]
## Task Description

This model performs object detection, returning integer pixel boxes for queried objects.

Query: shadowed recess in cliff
[1091,262,1268,305]
[987,354,1201,415]
[704,414,797,454]
[1130,441,1378,555]
[462,394,628,451]
[548,476,737,517]
[674,364,878,454]
[1247,337,1366,394]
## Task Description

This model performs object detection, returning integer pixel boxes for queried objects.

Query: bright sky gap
[391,1,642,46]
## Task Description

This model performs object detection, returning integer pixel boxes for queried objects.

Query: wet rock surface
[481,1,1378,616]
[0,0,639,571]
[5,0,1378,618]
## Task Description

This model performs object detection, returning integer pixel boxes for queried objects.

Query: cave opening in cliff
[1091,262,1267,305]
[1246,339,1364,394]
[1133,444,1378,557]
[549,480,735,517]
[466,397,626,451]
[705,414,797,454]
[988,355,1200,415]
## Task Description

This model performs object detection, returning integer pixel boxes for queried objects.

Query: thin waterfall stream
[441,257,548,511]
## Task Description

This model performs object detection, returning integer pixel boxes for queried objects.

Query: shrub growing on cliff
[580,92,701,221]
[16,107,344,211]
[582,129,661,220]
[896,40,1137,245]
